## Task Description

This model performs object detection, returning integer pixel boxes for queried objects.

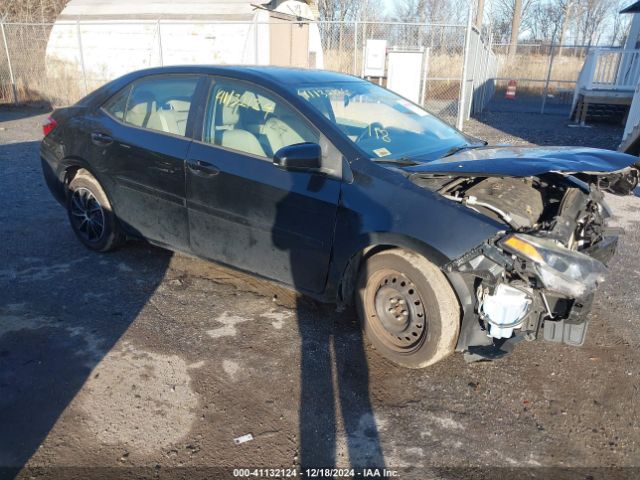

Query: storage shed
[45,0,323,99]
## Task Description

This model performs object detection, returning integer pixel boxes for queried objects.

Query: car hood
[402,146,638,177]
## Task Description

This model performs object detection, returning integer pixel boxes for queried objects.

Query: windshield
[295,81,468,161]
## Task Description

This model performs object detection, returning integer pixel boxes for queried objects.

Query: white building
[45,0,324,98]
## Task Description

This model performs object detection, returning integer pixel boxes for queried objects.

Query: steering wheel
[356,122,385,144]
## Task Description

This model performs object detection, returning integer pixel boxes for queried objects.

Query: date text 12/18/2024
[233,468,399,478]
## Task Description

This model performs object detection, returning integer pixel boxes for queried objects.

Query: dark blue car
[40,66,639,367]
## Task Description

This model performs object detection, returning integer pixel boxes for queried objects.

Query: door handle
[187,160,220,176]
[91,132,113,147]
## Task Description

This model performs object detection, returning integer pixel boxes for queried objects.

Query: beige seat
[165,99,191,135]
[263,111,317,154]
[126,92,190,136]
[215,102,266,157]
[125,91,157,128]
[155,109,181,135]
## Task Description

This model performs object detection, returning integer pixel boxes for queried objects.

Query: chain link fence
[489,43,590,115]
[0,19,497,128]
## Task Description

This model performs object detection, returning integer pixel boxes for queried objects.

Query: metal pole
[360,22,366,78]
[353,20,359,75]
[540,23,560,115]
[479,41,490,113]
[480,25,493,110]
[468,27,482,120]
[0,21,18,105]
[420,47,430,107]
[254,16,259,64]
[457,3,474,130]
[157,20,163,66]
[76,21,88,95]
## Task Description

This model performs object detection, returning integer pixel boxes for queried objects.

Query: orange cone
[505,80,517,100]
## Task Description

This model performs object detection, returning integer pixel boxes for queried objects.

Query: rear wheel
[66,170,124,252]
[356,248,460,368]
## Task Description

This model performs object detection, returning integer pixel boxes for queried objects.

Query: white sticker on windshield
[373,147,391,157]
[398,99,428,117]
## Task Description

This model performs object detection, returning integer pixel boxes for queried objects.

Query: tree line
[1,0,632,50]
[318,0,631,49]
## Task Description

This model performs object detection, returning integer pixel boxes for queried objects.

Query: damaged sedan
[40,66,639,368]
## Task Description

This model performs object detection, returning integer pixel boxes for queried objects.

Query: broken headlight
[500,234,607,298]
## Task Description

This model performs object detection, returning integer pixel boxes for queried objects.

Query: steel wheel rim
[70,187,105,243]
[370,270,427,351]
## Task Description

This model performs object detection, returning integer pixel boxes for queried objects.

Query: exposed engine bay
[411,167,638,356]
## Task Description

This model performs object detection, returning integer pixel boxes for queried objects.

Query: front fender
[326,160,505,303]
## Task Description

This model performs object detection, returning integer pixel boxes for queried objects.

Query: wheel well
[337,244,400,310]
[64,166,88,186]
[337,239,452,309]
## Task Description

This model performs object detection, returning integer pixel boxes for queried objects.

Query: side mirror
[273,143,322,172]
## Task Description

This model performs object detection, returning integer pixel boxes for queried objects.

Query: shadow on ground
[0,141,173,478]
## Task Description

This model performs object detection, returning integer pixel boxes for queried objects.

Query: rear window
[124,76,199,137]
[101,75,200,138]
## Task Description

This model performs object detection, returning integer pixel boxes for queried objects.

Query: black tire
[356,248,460,368]
[66,170,124,252]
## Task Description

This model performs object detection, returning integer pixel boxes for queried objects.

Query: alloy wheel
[69,187,106,243]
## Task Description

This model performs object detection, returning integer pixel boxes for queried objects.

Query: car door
[94,74,202,251]
[185,76,342,293]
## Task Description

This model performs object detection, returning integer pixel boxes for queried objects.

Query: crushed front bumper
[446,232,619,355]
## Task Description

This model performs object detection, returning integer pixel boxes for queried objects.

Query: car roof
[127,65,364,85]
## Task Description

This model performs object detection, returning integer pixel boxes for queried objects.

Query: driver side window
[203,78,319,159]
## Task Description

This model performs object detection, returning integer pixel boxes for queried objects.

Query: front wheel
[356,249,460,368]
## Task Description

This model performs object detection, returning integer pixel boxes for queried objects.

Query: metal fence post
[76,21,88,95]
[457,4,474,130]
[0,21,18,104]
[479,25,493,113]
[254,16,259,64]
[467,28,481,120]
[360,22,366,78]
[540,24,559,115]
[420,47,430,107]
[157,20,164,66]
[353,20,359,75]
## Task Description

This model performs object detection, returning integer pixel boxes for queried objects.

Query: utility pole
[508,0,522,58]
[557,0,574,57]
[476,0,485,30]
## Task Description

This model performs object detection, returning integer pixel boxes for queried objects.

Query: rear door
[94,74,202,250]
[185,76,342,293]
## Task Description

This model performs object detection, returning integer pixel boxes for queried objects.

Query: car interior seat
[157,99,191,136]
[263,106,317,154]
[126,91,157,128]
[214,100,266,157]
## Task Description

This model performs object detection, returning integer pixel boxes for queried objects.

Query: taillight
[43,116,58,137]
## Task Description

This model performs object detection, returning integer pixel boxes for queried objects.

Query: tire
[66,170,124,252]
[355,248,460,369]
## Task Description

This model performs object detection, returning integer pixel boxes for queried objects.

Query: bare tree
[509,0,523,56]
[571,0,610,47]
[610,0,632,47]
[525,0,566,43]
[491,0,538,52]
[1,0,67,22]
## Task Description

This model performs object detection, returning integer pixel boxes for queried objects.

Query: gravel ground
[1,107,639,480]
